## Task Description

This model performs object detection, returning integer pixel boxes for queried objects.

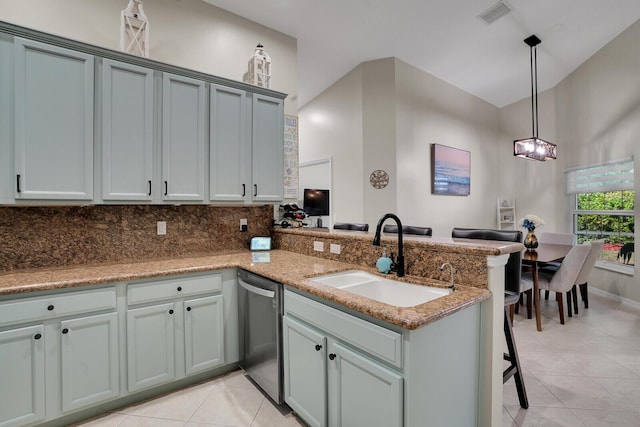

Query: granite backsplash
[0,205,273,272]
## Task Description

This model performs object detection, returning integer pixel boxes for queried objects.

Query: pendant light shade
[513,35,557,161]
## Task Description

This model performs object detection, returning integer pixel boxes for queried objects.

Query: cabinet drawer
[284,290,403,369]
[128,273,222,305]
[0,287,116,328]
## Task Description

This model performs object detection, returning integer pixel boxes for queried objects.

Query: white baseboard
[588,286,640,310]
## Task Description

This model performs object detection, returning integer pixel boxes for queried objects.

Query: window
[567,158,634,274]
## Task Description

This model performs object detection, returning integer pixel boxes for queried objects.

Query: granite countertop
[275,227,523,256]
[0,250,491,330]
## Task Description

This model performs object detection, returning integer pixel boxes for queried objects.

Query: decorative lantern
[120,0,149,58]
[245,43,271,88]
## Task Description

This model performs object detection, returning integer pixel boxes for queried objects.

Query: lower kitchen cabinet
[283,292,404,427]
[0,269,238,427]
[0,287,118,427]
[60,312,120,413]
[126,274,226,392]
[184,294,225,375]
[327,340,403,427]
[0,325,45,427]
[127,302,177,391]
[283,288,482,427]
[283,316,327,427]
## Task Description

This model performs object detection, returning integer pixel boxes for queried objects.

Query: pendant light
[513,35,557,161]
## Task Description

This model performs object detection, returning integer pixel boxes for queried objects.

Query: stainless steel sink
[309,270,450,307]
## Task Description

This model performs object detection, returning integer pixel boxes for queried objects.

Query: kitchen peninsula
[0,227,522,427]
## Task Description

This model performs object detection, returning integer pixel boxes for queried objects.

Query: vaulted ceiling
[203,0,640,108]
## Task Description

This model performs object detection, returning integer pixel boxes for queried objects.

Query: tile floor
[72,370,304,427]
[504,291,640,426]
[73,291,640,427]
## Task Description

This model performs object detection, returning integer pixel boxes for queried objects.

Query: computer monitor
[303,189,330,216]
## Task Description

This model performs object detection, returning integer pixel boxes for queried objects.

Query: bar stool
[333,222,369,231]
[451,228,529,409]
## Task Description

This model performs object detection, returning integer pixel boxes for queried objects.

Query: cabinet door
[101,59,154,201]
[0,325,45,427]
[60,312,119,412]
[184,294,225,375]
[327,340,403,427]
[251,94,284,202]
[0,34,13,204]
[162,73,206,201]
[127,303,176,392]
[14,38,94,200]
[283,316,327,427]
[209,84,248,201]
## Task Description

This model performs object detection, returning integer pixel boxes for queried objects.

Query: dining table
[522,243,574,331]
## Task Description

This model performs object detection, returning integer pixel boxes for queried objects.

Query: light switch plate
[330,244,341,254]
[157,221,167,235]
[313,241,324,252]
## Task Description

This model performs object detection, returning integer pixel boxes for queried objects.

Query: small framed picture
[431,144,471,196]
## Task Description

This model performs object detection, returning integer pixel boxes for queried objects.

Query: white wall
[553,19,640,300]
[362,58,397,228]
[0,0,298,114]
[301,57,503,235]
[394,59,501,236]
[298,66,364,225]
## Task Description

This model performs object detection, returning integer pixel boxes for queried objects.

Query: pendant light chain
[534,44,539,138]
[513,34,557,161]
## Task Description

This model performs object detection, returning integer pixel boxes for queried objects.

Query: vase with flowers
[518,214,545,251]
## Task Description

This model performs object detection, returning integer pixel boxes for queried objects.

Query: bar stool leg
[503,306,529,409]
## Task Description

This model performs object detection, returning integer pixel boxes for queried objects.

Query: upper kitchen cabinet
[99,59,154,202]
[162,73,206,202]
[14,38,94,201]
[251,94,284,202]
[209,88,285,203]
[210,84,248,202]
[0,34,13,205]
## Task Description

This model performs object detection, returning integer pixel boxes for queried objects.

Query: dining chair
[383,224,432,236]
[536,232,574,300]
[521,242,591,325]
[450,227,528,408]
[570,239,605,313]
[333,222,369,231]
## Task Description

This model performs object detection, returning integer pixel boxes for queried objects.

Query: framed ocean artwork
[430,144,471,196]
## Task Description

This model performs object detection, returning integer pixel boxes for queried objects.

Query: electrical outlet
[240,218,248,232]
[313,241,324,252]
[157,221,167,235]
[330,243,341,254]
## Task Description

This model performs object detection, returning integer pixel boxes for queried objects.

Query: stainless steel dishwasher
[237,269,283,404]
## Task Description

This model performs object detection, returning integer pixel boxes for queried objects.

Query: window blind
[565,157,634,194]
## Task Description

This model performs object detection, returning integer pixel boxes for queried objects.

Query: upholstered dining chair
[451,227,529,409]
[521,242,591,325]
[570,239,605,313]
[383,224,432,236]
[333,222,369,231]
[536,232,575,301]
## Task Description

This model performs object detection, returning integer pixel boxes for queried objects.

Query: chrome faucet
[373,213,404,277]
[440,262,455,291]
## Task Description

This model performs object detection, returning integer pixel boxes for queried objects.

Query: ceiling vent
[478,1,512,25]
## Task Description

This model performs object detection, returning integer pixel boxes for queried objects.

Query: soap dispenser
[376,247,393,274]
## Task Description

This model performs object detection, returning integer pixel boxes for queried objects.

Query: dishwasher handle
[239,279,276,299]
